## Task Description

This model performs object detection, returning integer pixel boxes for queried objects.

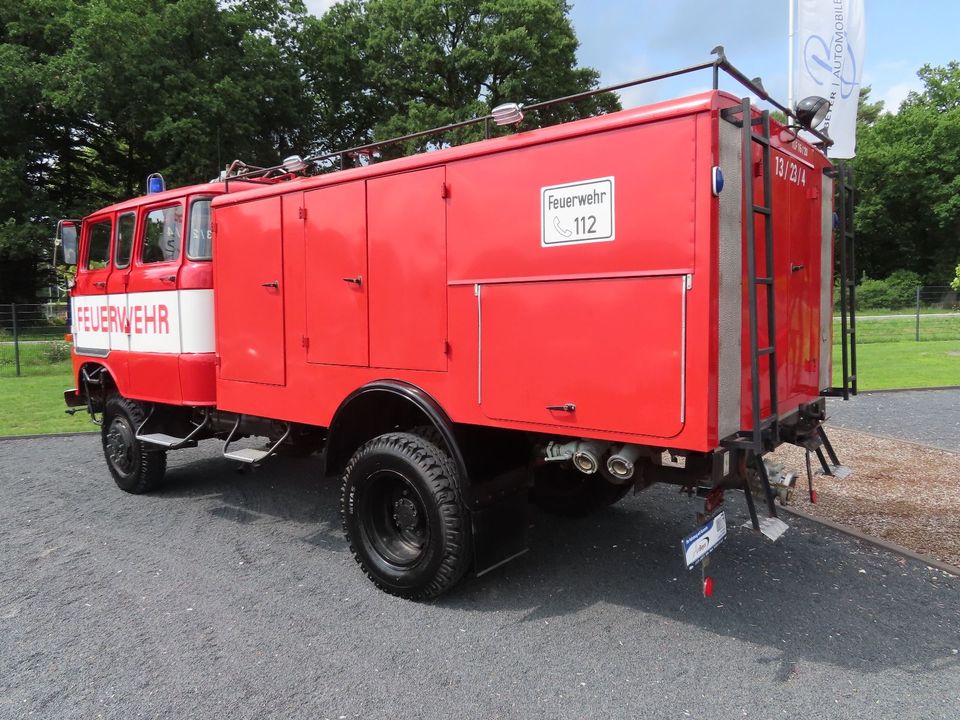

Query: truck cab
[69,183,222,406]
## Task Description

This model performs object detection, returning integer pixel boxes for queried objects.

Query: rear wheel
[101,395,166,494]
[531,463,632,517]
[341,432,471,600]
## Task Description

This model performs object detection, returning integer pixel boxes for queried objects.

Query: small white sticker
[541,176,615,247]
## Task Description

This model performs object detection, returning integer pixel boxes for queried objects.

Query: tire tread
[340,432,470,600]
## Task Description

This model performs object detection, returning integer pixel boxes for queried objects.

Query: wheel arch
[74,359,121,410]
[324,380,468,483]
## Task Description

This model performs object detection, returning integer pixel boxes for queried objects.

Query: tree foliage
[300,0,619,158]
[0,0,614,300]
[852,63,960,284]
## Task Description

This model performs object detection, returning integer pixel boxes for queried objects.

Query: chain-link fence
[835,285,960,344]
[0,303,72,378]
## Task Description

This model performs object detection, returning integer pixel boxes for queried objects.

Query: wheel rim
[106,416,137,478]
[360,470,430,568]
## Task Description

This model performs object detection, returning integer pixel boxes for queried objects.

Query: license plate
[681,511,727,570]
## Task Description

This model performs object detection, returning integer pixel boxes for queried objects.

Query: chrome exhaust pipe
[572,440,605,475]
[606,444,643,481]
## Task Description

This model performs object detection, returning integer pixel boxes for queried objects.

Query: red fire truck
[58,50,856,599]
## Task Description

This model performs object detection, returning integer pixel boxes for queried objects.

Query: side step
[138,432,198,449]
[740,454,790,541]
[222,447,273,464]
[221,416,291,466]
[742,516,790,541]
[136,409,209,450]
[814,425,852,478]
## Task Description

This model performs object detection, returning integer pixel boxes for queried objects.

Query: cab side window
[142,205,183,264]
[85,220,112,269]
[115,212,136,268]
[187,198,212,260]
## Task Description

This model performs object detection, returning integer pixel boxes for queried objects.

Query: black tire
[531,463,632,517]
[101,395,167,494]
[341,432,471,600]
[410,424,445,449]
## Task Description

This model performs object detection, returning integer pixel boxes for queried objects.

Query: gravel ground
[826,390,960,452]
[2,435,959,720]
[771,426,960,567]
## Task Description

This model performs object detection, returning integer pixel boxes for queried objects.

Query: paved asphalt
[1,435,958,719]
[826,389,959,452]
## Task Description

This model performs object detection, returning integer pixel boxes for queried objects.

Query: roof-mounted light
[146,173,165,194]
[795,96,831,130]
[491,103,524,127]
[282,155,308,174]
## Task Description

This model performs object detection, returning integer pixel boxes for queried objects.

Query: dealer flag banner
[793,0,865,158]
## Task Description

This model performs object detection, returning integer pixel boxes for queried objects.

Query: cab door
[106,210,137,353]
[125,199,186,402]
[72,215,113,355]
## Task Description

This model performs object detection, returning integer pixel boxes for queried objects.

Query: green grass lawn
[0,364,94,436]
[833,339,960,391]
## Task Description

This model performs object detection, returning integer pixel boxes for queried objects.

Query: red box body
[73,90,834,454]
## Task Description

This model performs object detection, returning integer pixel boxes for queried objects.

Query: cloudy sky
[302,1,959,113]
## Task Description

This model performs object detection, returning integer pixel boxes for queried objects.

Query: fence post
[12,303,21,376]
[915,286,921,342]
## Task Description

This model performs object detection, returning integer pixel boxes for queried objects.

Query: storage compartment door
[367,167,448,372]
[304,182,369,366]
[480,276,686,438]
[216,196,286,385]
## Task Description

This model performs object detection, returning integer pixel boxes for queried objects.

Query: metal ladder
[832,161,858,399]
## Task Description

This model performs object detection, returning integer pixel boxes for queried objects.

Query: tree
[50,0,318,194]
[0,0,90,301]
[852,64,960,284]
[856,85,884,128]
[301,0,619,159]
[1,0,319,300]
[2,0,613,300]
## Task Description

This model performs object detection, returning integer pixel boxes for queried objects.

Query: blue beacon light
[147,173,165,194]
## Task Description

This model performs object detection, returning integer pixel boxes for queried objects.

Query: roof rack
[228,45,832,183]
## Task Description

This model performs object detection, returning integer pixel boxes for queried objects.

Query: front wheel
[101,395,167,494]
[340,432,471,600]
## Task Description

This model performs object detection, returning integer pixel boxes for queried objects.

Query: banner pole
[787,0,796,110]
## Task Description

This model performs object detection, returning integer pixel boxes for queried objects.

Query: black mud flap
[464,466,529,576]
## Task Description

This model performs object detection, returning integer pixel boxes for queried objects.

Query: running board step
[221,417,291,466]
[817,464,852,479]
[742,516,790,541]
[222,447,272,464]
[137,432,198,449]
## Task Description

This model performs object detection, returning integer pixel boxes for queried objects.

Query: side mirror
[55,220,79,266]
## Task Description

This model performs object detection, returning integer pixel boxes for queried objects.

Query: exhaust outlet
[572,440,605,475]
[606,444,643,481]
